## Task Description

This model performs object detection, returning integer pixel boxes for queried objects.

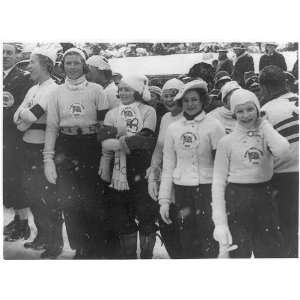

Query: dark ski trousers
[55,133,105,256]
[3,133,27,209]
[103,178,159,258]
[159,184,218,259]
[271,173,299,258]
[22,142,63,249]
[226,182,285,258]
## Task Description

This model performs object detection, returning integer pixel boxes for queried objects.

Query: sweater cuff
[159,198,171,206]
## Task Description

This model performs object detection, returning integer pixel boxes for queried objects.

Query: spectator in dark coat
[259,43,287,71]
[216,49,234,75]
[3,43,33,241]
[232,44,255,87]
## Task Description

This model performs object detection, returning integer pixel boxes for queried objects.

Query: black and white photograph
[1,1,299,299]
[3,41,298,260]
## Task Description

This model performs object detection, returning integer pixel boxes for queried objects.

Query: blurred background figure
[149,85,167,134]
[284,71,298,94]
[112,72,122,86]
[259,65,299,258]
[208,71,232,111]
[86,55,119,109]
[244,71,261,100]
[216,48,233,75]
[232,43,254,87]
[3,43,33,241]
[259,42,287,71]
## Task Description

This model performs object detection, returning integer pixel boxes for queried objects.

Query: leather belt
[60,124,99,135]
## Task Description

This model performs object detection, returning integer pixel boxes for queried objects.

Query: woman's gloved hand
[160,203,172,224]
[44,159,57,184]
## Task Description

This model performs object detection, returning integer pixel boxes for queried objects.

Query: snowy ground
[3,208,169,260]
[109,51,298,76]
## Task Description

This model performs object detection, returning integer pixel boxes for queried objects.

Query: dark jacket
[3,67,33,146]
[259,51,287,71]
[232,52,255,87]
[216,58,234,75]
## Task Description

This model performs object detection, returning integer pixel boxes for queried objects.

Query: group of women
[11,45,292,259]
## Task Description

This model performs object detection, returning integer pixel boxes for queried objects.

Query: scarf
[110,102,143,191]
[65,75,88,91]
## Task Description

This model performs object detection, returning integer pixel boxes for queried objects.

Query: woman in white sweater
[212,88,290,258]
[158,79,225,258]
[13,46,63,259]
[43,48,109,259]
[98,74,157,259]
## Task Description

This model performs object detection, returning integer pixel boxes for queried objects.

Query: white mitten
[98,152,112,183]
[44,160,57,184]
[213,224,233,245]
[160,203,172,224]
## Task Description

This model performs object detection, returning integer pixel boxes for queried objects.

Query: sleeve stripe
[29,104,45,119]
[274,114,299,130]
[30,123,46,130]
[278,124,299,138]
[288,137,299,144]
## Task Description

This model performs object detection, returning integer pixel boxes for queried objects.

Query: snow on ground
[109,51,298,76]
[3,208,169,260]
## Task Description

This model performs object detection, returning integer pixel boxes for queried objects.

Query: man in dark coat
[232,43,255,87]
[216,49,234,75]
[3,43,33,241]
[259,42,287,71]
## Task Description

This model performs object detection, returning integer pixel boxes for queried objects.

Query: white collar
[3,66,14,78]
[38,77,54,87]
[183,111,206,124]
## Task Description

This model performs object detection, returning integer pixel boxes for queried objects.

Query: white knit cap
[31,44,60,64]
[63,47,86,61]
[174,79,208,101]
[86,55,111,70]
[121,74,151,102]
[230,88,260,114]
[162,78,185,92]
[220,81,241,103]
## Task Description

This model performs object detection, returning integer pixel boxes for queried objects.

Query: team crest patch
[69,103,85,118]
[180,132,198,149]
[244,147,264,165]
[121,106,135,119]
[3,91,15,108]
[121,106,140,134]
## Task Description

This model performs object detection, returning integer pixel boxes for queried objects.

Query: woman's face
[118,81,135,105]
[162,89,178,112]
[234,101,258,129]
[148,92,159,108]
[28,54,46,82]
[182,90,203,116]
[64,54,84,80]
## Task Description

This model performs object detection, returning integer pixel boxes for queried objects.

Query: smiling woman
[43,47,110,259]
[12,46,63,259]
[97,73,158,259]
[158,79,225,258]
[212,88,290,258]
